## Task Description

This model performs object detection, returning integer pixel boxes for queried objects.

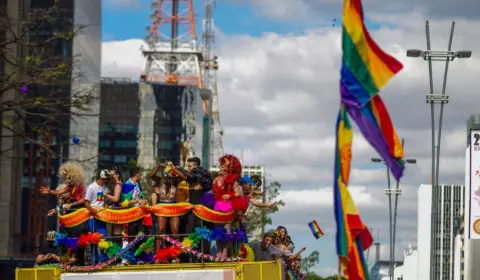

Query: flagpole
[372,139,416,280]
[391,138,407,279]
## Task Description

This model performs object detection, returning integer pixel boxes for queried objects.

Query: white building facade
[417,184,465,280]
[210,163,265,185]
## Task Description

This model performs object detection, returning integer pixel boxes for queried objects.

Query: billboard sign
[469,130,480,239]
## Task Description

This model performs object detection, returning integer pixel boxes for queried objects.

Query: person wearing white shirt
[84,170,112,264]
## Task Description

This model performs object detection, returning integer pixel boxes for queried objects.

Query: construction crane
[141,0,205,164]
[201,0,223,167]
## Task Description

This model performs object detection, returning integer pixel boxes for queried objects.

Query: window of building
[99,155,111,161]
[114,155,127,163]
[99,140,111,148]
[115,140,137,148]
[157,141,174,149]
[156,126,173,133]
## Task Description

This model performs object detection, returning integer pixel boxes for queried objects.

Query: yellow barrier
[16,261,285,280]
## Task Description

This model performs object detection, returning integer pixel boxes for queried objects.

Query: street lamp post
[406,21,471,280]
[371,138,417,280]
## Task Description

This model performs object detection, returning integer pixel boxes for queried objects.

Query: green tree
[303,274,345,280]
[301,250,320,274]
[0,3,96,160]
[245,181,285,240]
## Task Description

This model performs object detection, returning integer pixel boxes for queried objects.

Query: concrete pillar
[0,0,29,257]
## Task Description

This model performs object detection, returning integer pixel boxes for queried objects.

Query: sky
[100,0,480,276]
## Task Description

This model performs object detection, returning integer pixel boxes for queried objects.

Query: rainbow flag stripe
[287,268,298,280]
[308,220,324,240]
[342,0,403,106]
[340,0,404,181]
[334,105,373,279]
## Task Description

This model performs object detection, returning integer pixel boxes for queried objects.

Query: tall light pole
[372,139,417,280]
[406,21,472,280]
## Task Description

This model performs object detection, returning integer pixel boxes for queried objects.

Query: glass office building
[98,81,204,171]
[98,79,140,169]
[0,0,101,259]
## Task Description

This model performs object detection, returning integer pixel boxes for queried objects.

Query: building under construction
[140,0,224,168]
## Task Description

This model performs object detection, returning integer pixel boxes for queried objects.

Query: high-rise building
[98,81,204,171]
[0,0,101,257]
[0,0,30,258]
[452,216,464,280]
[98,78,140,170]
[417,184,465,280]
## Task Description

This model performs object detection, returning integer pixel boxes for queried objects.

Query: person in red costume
[212,154,242,258]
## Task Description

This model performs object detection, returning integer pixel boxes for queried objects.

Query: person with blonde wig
[40,161,86,211]
[39,161,88,265]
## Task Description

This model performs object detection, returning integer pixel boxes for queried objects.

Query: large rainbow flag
[334,0,404,279]
[341,0,404,180]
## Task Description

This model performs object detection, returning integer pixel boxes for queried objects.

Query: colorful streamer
[36,232,145,272]
[161,235,245,262]
[58,204,237,228]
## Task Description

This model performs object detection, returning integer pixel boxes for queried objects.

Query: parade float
[15,203,285,280]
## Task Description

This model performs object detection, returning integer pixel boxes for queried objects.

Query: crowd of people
[34,154,306,278]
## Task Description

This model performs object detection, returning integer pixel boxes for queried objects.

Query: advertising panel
[61,269,235,280]
[469,130,480,239]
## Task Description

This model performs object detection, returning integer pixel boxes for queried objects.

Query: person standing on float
[174,157,213,260]
[40,161,88,265]
[84,170,112,264]
[212,154,242,258]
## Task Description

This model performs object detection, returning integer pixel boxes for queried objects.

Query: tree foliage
[0,3,97,160]
[303,273,346,280]
[245,181,285,240]
[302,250,320,274]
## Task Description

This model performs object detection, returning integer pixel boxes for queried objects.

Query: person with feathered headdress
[211,154,243,258]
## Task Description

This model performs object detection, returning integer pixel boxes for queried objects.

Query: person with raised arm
[149,163,182,251]
[40,161,87,265]
[103,166,124,240]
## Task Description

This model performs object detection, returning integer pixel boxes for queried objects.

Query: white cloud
[101,11,479,276]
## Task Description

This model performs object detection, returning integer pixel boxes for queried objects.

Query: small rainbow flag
[308,220,324,239]
[287,268,298,280]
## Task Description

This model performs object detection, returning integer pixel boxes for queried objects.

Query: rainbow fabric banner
[341,0,405,181]
[333,0,404,279]
[308,220,324,239]
[334,105,373,280]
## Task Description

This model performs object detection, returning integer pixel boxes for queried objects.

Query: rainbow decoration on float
[308,220,324,240]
